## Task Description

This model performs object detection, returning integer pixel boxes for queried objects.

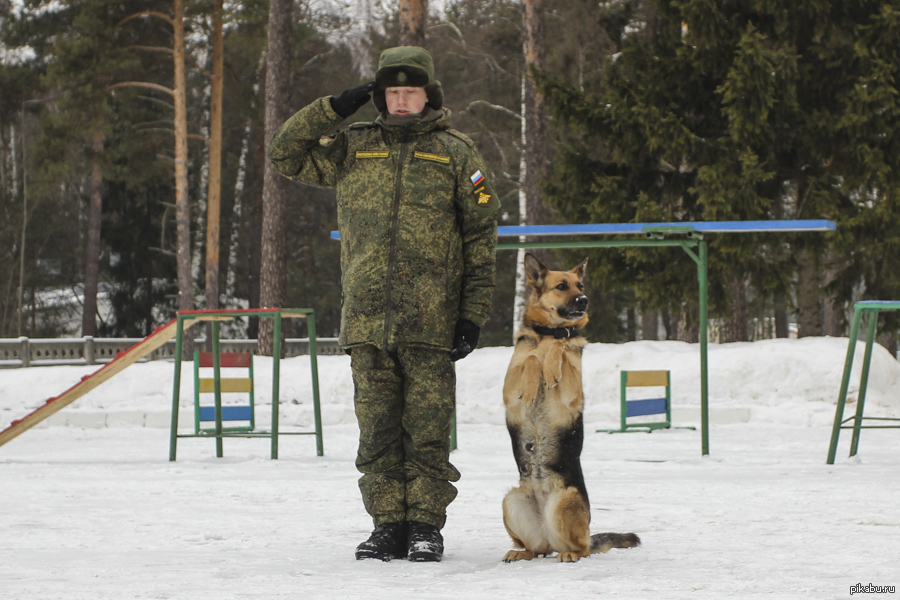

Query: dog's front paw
[517,387,539,404]
[557,551,586,563]
[503,550,536,562]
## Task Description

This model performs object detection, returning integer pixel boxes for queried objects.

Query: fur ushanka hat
[372,46,444,112]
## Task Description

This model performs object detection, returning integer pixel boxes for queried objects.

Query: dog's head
[522,253,589,329]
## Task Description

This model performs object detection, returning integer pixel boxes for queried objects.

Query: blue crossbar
[199,405,253,422]
[496,220,836,237]
[330,220,835,239]
[625,398,668,418]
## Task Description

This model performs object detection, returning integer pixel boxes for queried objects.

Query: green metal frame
[192,350,255,434]
[827,301,900,464]
[168,308,323,461]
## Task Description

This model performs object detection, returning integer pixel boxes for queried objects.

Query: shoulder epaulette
[443,128,477,148]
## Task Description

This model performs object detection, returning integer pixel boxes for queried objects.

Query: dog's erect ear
[571,257,589,280]
[524,252,547,289]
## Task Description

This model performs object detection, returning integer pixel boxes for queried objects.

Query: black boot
[407,521,444,562]
[355,522,408,561]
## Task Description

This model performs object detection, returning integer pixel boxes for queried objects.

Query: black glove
[330,81,376,118]
[450,319,481,362]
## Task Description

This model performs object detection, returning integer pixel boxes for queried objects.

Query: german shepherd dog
[502,253,641,563]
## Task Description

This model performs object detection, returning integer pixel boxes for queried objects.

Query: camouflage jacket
[268,97,499,350]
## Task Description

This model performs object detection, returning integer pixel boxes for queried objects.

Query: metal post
[212,320,223,458]
[698,239,709,456]
[271,310,282,459]
[306,311,324,456]
[827,305,863,464]
[18,104,27,338]
[169,316,185,461]
[849,310,879,457]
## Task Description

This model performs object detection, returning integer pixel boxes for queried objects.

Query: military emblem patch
[470,170,485,187]
[473,185,493,207]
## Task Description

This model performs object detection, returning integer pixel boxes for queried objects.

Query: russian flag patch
[470,170,485,187]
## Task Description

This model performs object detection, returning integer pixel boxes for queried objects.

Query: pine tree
[538,0,900,342]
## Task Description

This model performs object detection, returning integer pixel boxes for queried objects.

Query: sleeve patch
[470,170,485,186]
[473,185,493,207]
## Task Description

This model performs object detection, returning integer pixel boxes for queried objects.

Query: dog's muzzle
[559,295,589,319]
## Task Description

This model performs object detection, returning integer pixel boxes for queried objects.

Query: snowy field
[1,337,899,600]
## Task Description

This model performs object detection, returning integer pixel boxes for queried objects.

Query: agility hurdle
[168,308,323,461]
[493,220,835,456]
[827,301,900,464]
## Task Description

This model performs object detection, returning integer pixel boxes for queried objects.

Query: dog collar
[531,325,582,339]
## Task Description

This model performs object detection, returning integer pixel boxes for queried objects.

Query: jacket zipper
[382,140,408,348]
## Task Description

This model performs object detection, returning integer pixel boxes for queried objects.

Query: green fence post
[168,315,185,461]
[698,239,709,456]
[212,320,223,458]
[306,311,324,457]
[271,310,282,459]
[827,304,864,464]
[849,309,879,458]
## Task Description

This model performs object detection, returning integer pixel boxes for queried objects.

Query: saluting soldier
[268,46,499,562]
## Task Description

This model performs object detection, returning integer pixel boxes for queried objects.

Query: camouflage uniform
[268,47,499,529]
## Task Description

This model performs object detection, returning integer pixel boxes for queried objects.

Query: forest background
[2,0,900,352]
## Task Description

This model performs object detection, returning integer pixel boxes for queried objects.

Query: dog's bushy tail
[591,532,641,554]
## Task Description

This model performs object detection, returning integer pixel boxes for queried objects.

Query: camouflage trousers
[351,344,460,529]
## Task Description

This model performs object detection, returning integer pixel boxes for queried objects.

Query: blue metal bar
[331,219,835,239]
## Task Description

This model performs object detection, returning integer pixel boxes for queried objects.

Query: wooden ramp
[0,318,184,449]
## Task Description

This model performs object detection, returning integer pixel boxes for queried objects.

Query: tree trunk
[173,0,194,358]
[774,289,789,338]
[821,251,842,337]
[398,0,427,47]
[642,310,658,340]
[82,129,103,337]
[205,0,224,313]
[258,0,292,356]
[723,275,748,342]
[676,303,698,343]
[514,0,553,335]
[522,0,553,228]
[796,246,822,338]
[626,306,636,341]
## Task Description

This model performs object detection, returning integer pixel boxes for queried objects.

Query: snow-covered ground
[1,337,898,599]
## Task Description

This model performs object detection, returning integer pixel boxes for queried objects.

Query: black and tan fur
[502,253,640,563]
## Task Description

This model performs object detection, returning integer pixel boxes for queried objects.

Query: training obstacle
[194,350,256,434]
[493,220,834,456]
[0,318,183,449]
[597,370,694,434]
[827,301,900,464]
[168,308,323,461]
